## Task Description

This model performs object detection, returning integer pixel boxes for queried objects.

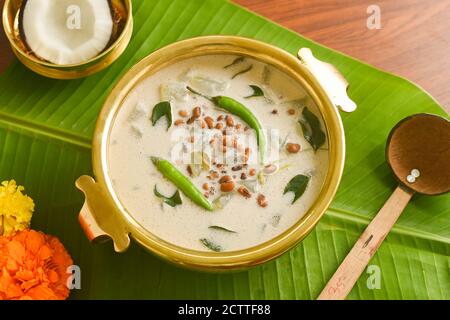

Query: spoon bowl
[387,113,450,195]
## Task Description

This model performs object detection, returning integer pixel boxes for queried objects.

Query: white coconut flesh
[21,0,113,65]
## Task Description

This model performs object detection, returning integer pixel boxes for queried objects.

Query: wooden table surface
[1,0,449,113]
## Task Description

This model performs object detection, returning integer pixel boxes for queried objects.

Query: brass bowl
[2,0,133,79]
[76,36,357,271]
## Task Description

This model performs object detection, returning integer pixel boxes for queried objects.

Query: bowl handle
[75,175,130,252]
[297,48,357,113]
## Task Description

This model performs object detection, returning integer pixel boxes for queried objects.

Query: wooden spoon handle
[317,185,414,300]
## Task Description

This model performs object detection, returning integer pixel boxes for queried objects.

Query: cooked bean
[238,186,251,198]
[286,143,301,154]
[187,116,195,125]
[187,86,266,163]
[204,116,214,129]
[192,106,202,118]
[226,115,235,127]
[174,119,184,126]
[219,175,232,183]
[257,194,268,207]
[208,171,219,180]
[220,181,235,192]
[179,110,189,117]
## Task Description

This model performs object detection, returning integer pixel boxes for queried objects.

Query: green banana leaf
[0,0,448,300]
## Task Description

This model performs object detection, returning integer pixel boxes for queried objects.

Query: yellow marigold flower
[0,180,35,236]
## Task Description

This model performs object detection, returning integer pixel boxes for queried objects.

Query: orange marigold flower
[0,229,73,300]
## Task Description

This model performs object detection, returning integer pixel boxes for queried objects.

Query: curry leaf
[200,238,222,252]
[224,56,245,69]
[299,107,326,152]
[209,226,237,233]
[245,85,265,99]
[283,174,310,204]
[151,101,172,130]
[154,185,182,207]
[232,64,253,79]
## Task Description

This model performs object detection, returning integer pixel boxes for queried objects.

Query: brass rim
[93,35,346,270]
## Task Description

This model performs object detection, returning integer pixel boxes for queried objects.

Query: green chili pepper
[187,86,266,163]
[151,156,213,211]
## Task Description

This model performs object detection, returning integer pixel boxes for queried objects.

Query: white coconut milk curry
[108,55,328,252]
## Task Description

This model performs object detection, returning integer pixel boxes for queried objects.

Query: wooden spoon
[318,113,450,300]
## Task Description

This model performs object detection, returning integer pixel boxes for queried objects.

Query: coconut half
[20,0,114,65]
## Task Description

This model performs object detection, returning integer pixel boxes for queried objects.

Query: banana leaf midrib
[0,109,91,149]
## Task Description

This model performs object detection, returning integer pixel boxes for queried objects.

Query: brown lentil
[220,181,235,192]
[187,116,195,125]
[219,175,232,184]
[178,110,189,117]
[286,143,301,153]
[208,171,219,180]
[257,194,268,207]
[192,106,201,119]
[204,116,214,129]
[226,116,235,127]
[174,119,184,126]
[238,186,252,199]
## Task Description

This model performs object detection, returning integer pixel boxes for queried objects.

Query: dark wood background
[1,0,449,113]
